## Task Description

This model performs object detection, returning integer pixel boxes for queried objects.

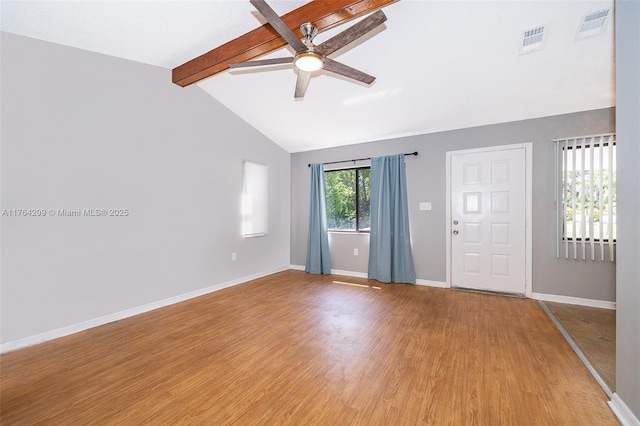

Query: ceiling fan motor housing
[300,22,318,44]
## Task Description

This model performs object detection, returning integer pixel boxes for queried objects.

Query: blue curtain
[368,154,416,283]
[306,163,331,274]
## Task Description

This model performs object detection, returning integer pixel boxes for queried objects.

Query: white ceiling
[1,0,615,153]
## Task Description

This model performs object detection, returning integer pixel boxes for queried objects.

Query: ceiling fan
[228,0,388,98]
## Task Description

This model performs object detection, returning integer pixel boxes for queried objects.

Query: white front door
[449,146,528,295]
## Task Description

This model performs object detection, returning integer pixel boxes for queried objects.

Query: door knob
[453,230,459,235]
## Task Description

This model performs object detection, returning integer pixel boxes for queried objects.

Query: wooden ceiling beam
[172,0,397,87]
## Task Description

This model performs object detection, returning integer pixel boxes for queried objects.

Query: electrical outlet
[231,252,237,261]
[419,202,432,211]
[354,248,359,256]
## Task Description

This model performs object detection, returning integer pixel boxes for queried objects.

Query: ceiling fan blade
[322,58,375,85]
[318,10,387,56]
[229,57,293,68]
[250,0,307,53]
[294,71,312,98]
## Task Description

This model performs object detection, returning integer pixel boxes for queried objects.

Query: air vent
[520,25,547,54]
[576,9,610,40]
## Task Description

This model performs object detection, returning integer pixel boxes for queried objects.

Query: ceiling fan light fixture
[294,52,323,72]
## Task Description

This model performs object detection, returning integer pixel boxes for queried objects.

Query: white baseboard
[289,265,447,288]
[290,266,368,278]
[289,265,368,278]
[0,266,289,354]
[531,292,616,309]
[330,269,368,278]
[416,279,448,288]
[609,393,640,426]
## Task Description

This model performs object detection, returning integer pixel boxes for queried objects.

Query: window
[242,161,268,237]
[324,167,370,232]
[555,134,616,261]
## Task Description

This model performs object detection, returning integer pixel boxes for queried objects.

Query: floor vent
[576,9,610,40]
[520,25,546,54]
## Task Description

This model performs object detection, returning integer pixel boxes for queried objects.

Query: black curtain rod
[308,151,418,167]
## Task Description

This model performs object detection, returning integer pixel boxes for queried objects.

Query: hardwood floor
[1,271,617,425]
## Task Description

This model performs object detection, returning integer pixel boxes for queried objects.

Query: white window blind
[242,161,268,237]
[554,134,616,261]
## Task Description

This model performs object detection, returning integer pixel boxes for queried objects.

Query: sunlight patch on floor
[332,281,370,288]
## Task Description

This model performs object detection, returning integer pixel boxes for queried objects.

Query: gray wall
[291,109,616,301]
[1,33,290,344]
[615,0,640,419]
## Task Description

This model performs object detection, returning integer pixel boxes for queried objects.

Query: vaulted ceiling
[1,0,615,153]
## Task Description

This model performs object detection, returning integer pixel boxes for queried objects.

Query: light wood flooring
[544,301,616,391]
[1,271,617,425]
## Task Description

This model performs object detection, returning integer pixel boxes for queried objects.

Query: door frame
[445,142,533,297]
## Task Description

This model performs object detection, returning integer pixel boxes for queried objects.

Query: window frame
[324,166,371,233]
[242,160,269,237]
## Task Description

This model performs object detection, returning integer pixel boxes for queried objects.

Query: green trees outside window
[324,167,370,231]
[562,144,616,241]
